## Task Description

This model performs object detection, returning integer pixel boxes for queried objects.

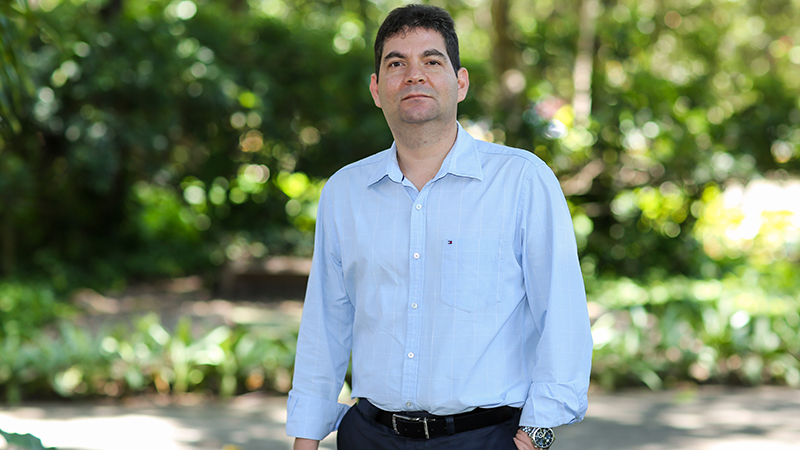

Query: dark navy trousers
[336,400,521,450]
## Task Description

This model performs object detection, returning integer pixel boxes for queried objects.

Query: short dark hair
[373,4,460,80]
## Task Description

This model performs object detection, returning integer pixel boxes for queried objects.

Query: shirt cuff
[519,381,588,428]
[286,391,352,440]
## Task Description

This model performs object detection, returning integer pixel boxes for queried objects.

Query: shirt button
[406,401,413,408]
[415,204,422,210]
[408,352,414,359]
[411,303,418,309]
[413,252,420,259]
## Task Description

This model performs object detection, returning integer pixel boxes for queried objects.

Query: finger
[515,429,532,442]
[513,437,534,450]
[513,432,534,450]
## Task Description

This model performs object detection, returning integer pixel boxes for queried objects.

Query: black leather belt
[357,398,518,439]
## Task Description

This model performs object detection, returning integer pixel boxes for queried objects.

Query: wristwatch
[519,426,555,449]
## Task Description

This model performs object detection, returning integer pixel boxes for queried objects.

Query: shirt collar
[367,122,483,187]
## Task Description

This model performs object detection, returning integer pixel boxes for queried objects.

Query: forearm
[293,438,320,450]
[286,186,354,438]
[518,165,593,427]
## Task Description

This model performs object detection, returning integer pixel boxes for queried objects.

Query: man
[287,4,592,450]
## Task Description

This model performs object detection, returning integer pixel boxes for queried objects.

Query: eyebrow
[383,50,407,61]
[383,48,448,62]
[422,49,447,59]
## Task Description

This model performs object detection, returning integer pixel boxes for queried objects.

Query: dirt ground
[69,275,305,332]
[3,386,800,450]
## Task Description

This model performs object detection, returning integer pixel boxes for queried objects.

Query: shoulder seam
[475,144,548,169]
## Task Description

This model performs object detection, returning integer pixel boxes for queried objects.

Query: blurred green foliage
[1,0,387,290]
[1,0,799,399]
[589,275,800,389]
[0,428,54,450]
[0,306,298,403]
[0,282,58,341]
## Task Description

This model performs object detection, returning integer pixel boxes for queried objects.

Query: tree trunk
[99,0,124,21]
[573,0,600,128]
[491,0,523,139]
[1,213,13,277]
[492,0,516,81]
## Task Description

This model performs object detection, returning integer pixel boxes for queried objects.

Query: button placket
[402,193,427,409]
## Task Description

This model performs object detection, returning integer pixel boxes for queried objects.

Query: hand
[293,438,320,450]
[513,429,537,450]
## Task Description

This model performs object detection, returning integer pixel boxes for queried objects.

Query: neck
[392,121,458,191]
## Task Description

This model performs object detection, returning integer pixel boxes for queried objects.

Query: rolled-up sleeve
[519,163,593,428]
[286,185,355,440]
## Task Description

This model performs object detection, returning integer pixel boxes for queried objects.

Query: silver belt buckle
[391,414,430,439]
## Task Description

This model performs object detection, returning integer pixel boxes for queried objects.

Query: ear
[369,73,382,108]
[456,67,470,103]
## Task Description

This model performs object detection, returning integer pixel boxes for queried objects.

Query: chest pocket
[440,238,504,312]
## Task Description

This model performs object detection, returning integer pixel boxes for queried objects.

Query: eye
[388,61,403,68]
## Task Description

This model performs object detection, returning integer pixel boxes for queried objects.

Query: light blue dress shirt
[286,123,593,441]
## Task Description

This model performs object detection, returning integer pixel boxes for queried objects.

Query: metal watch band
[519,425,555,449]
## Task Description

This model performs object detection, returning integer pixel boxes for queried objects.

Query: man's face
[370,28,469,128]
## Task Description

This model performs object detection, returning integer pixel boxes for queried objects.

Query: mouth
[402,93,432,101]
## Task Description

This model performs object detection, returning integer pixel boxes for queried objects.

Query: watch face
[533,427,555,449]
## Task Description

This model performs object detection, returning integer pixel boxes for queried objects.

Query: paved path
[1,386,799,450]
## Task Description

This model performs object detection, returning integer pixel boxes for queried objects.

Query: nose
[404,63,426,84]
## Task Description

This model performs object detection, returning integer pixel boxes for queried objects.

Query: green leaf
[0,428,56,450]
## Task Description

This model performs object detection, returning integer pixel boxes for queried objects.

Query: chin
[399,111,440,124]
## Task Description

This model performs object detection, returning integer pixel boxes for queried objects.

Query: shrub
[588,274,800,390]
[0,312,298,403]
